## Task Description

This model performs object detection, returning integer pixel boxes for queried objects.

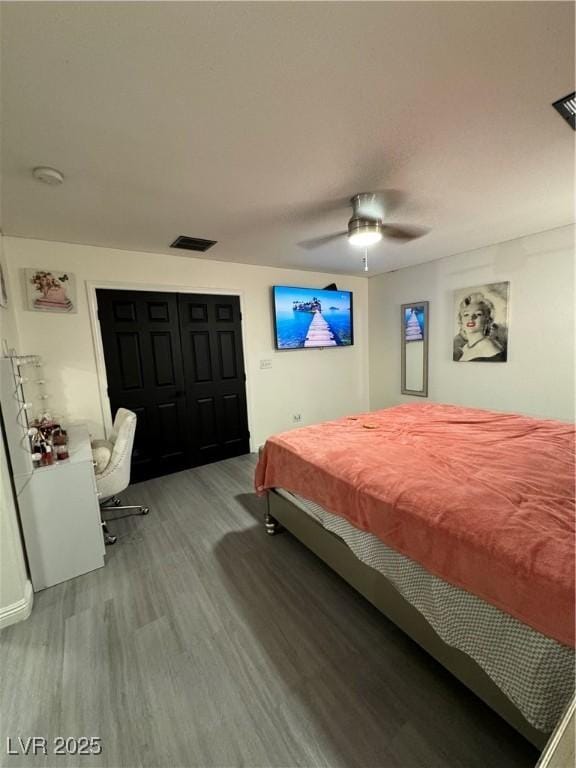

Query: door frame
[86,280,255,452]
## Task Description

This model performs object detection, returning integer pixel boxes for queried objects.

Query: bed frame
[265,489,548,750]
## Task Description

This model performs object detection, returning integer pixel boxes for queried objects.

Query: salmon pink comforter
[255,403,576,647]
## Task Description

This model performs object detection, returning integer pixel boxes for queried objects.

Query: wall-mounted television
[273,285,354,350]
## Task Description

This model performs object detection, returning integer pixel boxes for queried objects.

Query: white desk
[15,425,105,591]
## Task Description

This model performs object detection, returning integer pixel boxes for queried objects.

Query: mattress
[276,488,575,734]
[256,403,576,646]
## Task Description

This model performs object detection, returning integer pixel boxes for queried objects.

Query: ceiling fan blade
[381,224,429,242]
[298,231,348,250]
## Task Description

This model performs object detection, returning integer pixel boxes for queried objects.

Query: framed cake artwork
[25,269,77,313]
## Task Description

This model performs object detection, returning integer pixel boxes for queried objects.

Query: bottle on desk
[53,428,69,461]
[32,446,42,469]
[55,443,69,461]
[41,443,53,466]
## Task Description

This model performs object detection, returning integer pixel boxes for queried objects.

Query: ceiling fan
[298,192,428,251]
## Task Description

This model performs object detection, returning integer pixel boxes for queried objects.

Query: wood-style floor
[1,454,539,768]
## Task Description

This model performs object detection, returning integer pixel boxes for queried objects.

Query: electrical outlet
[293,413,302,423]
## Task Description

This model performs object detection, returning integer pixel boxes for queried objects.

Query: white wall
[0,235,33,626]
[0,0,29,625]
[369,225,575,422]
[3,237,369,446]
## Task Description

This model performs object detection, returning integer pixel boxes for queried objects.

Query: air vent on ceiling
[552,92,576,130]
[170,235,217,252]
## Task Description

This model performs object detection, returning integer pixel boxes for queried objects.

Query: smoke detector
[32,167,64,185]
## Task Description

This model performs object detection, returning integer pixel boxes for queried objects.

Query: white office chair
[93,408,149,545]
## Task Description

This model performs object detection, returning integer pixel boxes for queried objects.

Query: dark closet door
[178,294,250,465]
[96,290,190,482]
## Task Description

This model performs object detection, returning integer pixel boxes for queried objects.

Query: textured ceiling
[1,2,574,276]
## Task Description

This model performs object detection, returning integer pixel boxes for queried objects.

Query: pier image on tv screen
[273,286,353,349]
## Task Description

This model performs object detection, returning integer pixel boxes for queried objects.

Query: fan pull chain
[363,248,369,272]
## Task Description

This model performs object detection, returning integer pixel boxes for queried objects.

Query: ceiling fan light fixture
[297,191,427,257]
[349,230,382,247]
[347,218,383,247]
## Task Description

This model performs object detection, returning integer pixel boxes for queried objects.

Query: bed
[255,403,576,749]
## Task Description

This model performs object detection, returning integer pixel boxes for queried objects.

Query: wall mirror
[401,301,429,397]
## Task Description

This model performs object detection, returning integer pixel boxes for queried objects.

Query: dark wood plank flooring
[0,454,539,767]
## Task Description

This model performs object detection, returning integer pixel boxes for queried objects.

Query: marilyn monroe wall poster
[453,281,509,362]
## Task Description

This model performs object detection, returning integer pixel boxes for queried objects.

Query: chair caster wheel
[105,534,117,545]
[141,507,150,515]
[113,497,121,506]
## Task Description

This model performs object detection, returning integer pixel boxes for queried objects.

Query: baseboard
[0,580,33,630]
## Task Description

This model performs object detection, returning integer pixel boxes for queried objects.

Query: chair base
[105,504,150,515]
[101,495,149,516]
[100,496,150,545]
[102,521,117,545]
